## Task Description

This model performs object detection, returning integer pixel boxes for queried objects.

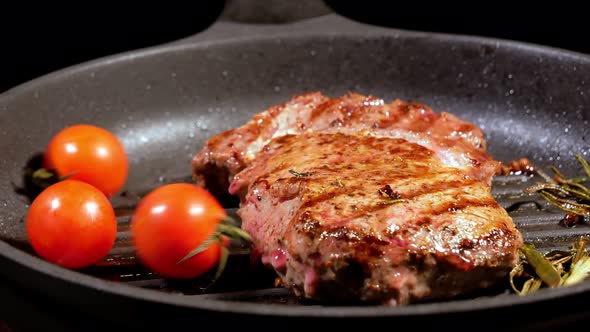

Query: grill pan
[1,9,590,332]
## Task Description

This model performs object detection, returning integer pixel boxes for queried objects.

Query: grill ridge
[91,173,589,304]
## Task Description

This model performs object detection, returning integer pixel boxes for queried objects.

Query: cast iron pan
[1,11,590,332]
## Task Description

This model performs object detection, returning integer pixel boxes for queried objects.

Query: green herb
[510,238,590,295]
[518,243,561,288]
[562,238,590,286]
[524,154,590,217]
[379,199,406,205]
[289,170,314,177]
[506,156,590,295]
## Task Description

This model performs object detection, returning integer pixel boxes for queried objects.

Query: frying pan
[1,7,590,332]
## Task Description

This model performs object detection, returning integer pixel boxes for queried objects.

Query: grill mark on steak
[259,169,489,220]
[341,197,499,229]
[293,195,501,258]
[292,180,497,227]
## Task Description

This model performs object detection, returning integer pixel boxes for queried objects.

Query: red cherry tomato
[26,180,117,269]
[130,183,228,279]
[43,124,128,197]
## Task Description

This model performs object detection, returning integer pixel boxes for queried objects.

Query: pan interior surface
[1,27,590,321]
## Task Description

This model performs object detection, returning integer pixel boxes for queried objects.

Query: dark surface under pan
[0,12,590,331]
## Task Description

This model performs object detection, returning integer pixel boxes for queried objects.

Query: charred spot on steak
[378,184,401,200]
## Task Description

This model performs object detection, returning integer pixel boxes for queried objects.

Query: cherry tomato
[43,124,128,197]
[130,183,227,279]
[26,180,117,269]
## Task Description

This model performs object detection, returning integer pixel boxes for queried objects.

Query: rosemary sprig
[562,238,590,286]
[379,199,406,205]
[509,155,590,294]
[524,154,590,218]
[511,238,590,295]
[289,170,314,177]
[518,243,561,288]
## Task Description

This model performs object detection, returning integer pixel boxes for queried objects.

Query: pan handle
[167,0,392,45]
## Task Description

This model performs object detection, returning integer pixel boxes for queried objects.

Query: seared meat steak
[192,93,523,305]
[192,92,500,199]
[229,133,522,305]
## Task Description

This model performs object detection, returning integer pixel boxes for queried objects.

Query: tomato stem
[217,223,252,242]
[176,214,253,286]
[176,233,220,265]
[30,168,60,190]
[32,168,55,180]
[212,246,230,284]
[220,215,239,225]
[29,168,77,191]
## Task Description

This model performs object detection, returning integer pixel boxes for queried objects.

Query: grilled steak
[228,133,522,305]
[191,92,523,305]
[192,92,500,200]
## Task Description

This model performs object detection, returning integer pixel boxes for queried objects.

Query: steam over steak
[192,93,523,305]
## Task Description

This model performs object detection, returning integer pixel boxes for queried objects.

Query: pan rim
[0,238,586,317]
[1,20,590,318]
[1,14,590,99]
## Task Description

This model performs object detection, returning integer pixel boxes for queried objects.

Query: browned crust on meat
[192,92,500,199]
[234,133,522,305]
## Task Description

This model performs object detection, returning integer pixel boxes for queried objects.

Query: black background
[0,2,226,92]
[1,1,588,93]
